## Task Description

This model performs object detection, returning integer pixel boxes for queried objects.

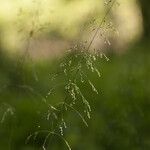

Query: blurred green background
[0,0,150,150]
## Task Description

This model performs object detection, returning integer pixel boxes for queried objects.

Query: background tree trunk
[139,0,150,41]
